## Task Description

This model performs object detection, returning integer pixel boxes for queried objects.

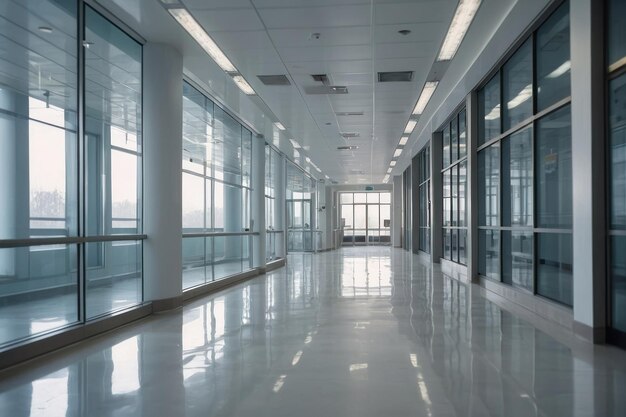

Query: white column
[570,0,606,341]
[143,43,183,310]
[466,92,479,282]
[251,135,265,268]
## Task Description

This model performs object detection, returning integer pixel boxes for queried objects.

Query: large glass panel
[214,236,243,280]
[502,127,533,227]
[608,0,626,68]
[458,161,467,227]
[451,166,458,227]
[537,233,572,306]
[182,237,208,289]
[341,193,353,204]
[478,144,500,226]
[611,236,626,333]
[479,230,499,280]
[86,241,142,319]
[536,2,570,111]
[354,205,366,229]
[536,106,572,229]
[380,192,391,204]
[459,110,467,159]
[84,6,142,315]
[458,229,467,265]
[443,126,451,168]
[610,74,626,230]
[367,193,379,204]
[502,231,533,290]
[213,107,242,185]
[478,74,501,144]
[443,170,451,227]
[0,0,78,241]
[503,39,533,131]
[368,205,380,229]
[0,244,78,346]
[450,119,458,163]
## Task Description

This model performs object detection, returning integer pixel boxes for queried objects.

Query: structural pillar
[392,175,403,248]
[570,0,606,342]
[143,43,183,311]
[430,131,443,264]
[466,92,480,283]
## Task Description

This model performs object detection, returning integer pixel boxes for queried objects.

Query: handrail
[183,231,260,238]
[0,234,147,248]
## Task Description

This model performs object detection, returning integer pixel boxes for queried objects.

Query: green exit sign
[365,186,374,191]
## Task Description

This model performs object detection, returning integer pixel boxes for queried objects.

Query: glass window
[478,144,500,226]
[459,110,467,159]
[537,233,572,306]
[502,231,533,290]
[610,74,626,230]
[443,126,451,168]
[479,230,499,280]
[84,5,142,315]
[183,173,205,229]
[354,193,367,203]
[450,119,458,163]
[536,106,572,229]
[443,170,451,227]
[610,236,626,333]
[341,193,353,204]
[478,74,501,144]
[458,161,467,227]
[536,3,570,111]
[502,127,533,227]
[608,0,626,68]
[367,193,379,204]
[503,39,533,131]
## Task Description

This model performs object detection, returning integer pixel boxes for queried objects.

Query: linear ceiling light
[390,161,397,167]
[232,75,255,95]
[399,136,409,146]
[387,168,392,174]
[412,81,439,115]
[394,148,403,158]
[437,0,482,61]
[404,119,418,135]
[168,8,237,73]
[383,174,390,183]
[274,122,286,131]
[290,139,301,149]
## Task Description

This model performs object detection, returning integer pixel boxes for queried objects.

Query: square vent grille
[378,71,414,82]
[257,75,291,85]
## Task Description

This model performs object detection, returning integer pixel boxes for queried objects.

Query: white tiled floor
[1,247,625,416]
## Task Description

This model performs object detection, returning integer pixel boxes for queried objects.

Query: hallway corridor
[1,247,625,417]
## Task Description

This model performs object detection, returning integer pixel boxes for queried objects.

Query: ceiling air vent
[311,74,330,84]
[377,71,414,82]
[337,145,358,150]
[341,132,360,138]
[306,74,348,94]
[257,75,291,85]
[336,111,364,116]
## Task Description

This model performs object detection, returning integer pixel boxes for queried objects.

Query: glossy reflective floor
[1,247,626,417]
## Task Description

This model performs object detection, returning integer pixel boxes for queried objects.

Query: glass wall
[286,161,317,251]
[265,144,284,261]
[441,109,467,265]
[403,166,412,250]
[417,146,431,253]
[477,1,572,306]
[0,1,143,347]
[181,81,252,290]
[608,0,626,344]
[340,192,391,245]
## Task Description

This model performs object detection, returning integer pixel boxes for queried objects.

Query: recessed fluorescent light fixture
[404,119,417,134]
[399,136,409,146]
[394,148,403,158]
[167,8,237,73]
[412,81,439,115]
[290,139,301,149]
[274,122,286,131]
[387,168,392,174]
[383,174,390,183]
[231,75,255,95]
[305,156,311,163]
[437,0,482,61]
[390,161,397,167]
[325,175,330,179]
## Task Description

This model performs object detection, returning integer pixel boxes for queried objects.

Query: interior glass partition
[0,1,145,348]
[340,192,391,246]
[477,1,572,306]
[608,0,626,346]
[286,161,317,252]
[265,144,284,261]
[181,82,252,290]
[441,109,467,265]
[417,146,431,253]
[403,167,412,250]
